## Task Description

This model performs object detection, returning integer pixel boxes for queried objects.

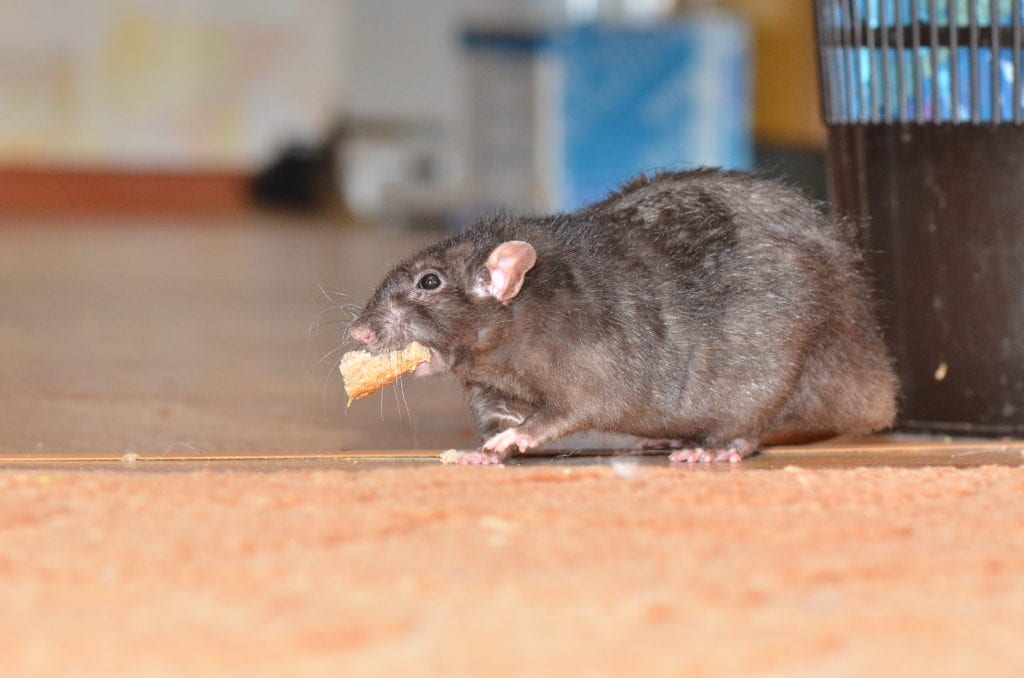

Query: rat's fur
[352,169,897,463]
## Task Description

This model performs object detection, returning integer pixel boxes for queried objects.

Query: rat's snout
[350,324,376,346]
[350,296,414,351]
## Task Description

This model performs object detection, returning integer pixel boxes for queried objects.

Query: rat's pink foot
[483,427,540,456]
[455,450,506,465]
[713,448,744,463]
[640,438,693,450]
[668,439,756,464]
[668,447,714,463]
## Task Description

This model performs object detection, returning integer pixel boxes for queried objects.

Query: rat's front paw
[454,450,506,465]
[483,427,540,456]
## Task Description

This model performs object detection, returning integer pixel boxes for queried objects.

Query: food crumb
[934,362,948,381]
[121,452,140,463]
[440,449,463,465]
[610,456,639,479]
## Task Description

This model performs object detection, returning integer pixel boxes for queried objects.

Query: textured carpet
[2,463,1023,677]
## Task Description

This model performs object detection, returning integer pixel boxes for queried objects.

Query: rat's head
[350,235,537,375]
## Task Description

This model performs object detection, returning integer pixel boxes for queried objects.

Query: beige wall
[0,0,347,170]
[0,0,826,170]
[722,0,827,148]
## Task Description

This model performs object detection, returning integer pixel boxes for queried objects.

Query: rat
[349,169,898,464]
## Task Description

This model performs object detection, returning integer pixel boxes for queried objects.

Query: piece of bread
[339,342,431,406]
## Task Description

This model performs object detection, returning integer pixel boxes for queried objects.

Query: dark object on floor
[350,169,897,464]
[828,125,1024,434]
[251,141,335,211]
[815,0,1024,434]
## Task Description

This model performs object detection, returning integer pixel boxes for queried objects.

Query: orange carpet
[2,462,1023,676]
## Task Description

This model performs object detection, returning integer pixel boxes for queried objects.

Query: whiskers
[396,373,413,428]
[376,373,417,441]
[304,285,363,416]
[317,343,348,365]
[305,283,416,429]
[310,286,364,341]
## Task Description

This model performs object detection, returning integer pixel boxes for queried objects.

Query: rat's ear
[486,240,536,304]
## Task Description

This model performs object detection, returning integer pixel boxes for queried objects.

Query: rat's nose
[350,325,376,345]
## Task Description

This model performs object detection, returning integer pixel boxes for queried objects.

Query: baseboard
[0,166,253,215]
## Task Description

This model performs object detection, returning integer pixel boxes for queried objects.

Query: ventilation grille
[815,0,1024,124]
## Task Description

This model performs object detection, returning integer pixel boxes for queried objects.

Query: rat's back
[571,169,897,443]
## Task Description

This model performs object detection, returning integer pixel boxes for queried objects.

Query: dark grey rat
[349,169,897,464]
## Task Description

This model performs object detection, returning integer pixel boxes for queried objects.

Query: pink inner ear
[490,269,507,295]
[486,241,536,304]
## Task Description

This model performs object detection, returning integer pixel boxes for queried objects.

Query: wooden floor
[2,212,1022,464]
[0,214,478,457]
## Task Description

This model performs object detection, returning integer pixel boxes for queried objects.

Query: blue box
[463,16,752,213]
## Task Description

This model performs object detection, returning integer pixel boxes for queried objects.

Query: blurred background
[0,0,831,455]
[0,0,826,219]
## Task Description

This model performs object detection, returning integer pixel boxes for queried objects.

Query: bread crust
[339,342,431,405]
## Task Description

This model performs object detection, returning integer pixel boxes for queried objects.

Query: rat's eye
[416,272,442,291]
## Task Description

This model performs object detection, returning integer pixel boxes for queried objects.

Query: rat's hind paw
[668,439,757,464]
[668,447,716,463]
[483,427,540,456]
